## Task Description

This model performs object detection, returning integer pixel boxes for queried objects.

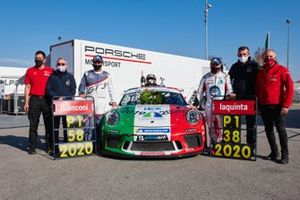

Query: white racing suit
[196,71,233,144]
[79,70,115,140]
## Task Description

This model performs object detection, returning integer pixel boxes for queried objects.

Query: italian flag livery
[99,87,206,157]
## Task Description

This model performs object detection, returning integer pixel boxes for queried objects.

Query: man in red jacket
[255,49,294,164]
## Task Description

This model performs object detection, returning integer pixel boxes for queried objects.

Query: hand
[190,105,197,110]
[111,102,118,108]
[24,103,29,112]
[58,97,64,101]
[228,93,236,100]
[281,107,289,115]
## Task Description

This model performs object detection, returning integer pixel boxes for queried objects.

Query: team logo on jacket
[217,79,224,85]
[66,80,71,86]
[209,85,221,96]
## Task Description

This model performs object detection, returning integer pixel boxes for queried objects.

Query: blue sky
[0,0,299,80]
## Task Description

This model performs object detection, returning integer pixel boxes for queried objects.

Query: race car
[98,86,206,157]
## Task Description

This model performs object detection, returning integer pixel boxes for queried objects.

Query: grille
[106,134,121,148]
[184,134,201,148]
[130,142,175,151]
[123,141,130,150]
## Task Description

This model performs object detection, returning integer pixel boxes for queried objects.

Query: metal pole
[204,0,211,60]
[286,19,291,70]
[204,0,208,60]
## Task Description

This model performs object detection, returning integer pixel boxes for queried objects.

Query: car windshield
[120,90,188,106]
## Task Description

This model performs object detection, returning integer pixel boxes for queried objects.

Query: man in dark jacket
[47,58,76,153]
[229,46,259,151]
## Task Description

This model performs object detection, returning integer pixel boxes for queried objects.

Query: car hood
[117,104,188,127]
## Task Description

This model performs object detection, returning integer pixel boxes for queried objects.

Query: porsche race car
[98,86,206,157]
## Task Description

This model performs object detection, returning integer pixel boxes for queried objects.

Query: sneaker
[27,148,36,155]
[266,151,279,161]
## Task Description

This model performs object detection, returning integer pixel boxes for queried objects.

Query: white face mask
[57,66,66,72]
[238,56,249,63]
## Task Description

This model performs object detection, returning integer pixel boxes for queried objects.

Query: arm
[107,75,117,107]
[228,65,235,81]
[196,77,206,105]
[24,84,31,112]
[70,75,77,96]
[78,73,87,97]
[46,77,57,99]
[281,70,294,114]
[225,74,236,99]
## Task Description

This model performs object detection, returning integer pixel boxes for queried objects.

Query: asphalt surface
[1,105,300,200]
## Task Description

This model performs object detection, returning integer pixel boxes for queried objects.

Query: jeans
[28,96,52,150]
[259,105,288,154]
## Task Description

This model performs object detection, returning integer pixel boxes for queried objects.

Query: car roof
[124,86,183,94]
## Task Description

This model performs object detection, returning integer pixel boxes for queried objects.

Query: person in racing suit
[78,55,117,140]
[196,57,236,144]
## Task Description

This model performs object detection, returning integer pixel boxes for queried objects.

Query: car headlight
[186,110,200,125]
[106,111,120,126]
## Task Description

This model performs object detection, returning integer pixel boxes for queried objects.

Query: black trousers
[235,95,256,146]
[28,96,52,149]
[51,116,67,146]
[245,115,256,147]
[259,105,288,154]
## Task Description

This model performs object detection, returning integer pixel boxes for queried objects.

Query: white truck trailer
[0,66,27,96]
[50,39,210,102]
[0,66,27,114]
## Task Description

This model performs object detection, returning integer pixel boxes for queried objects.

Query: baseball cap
[92,55,103,63]
[210,57,222,65]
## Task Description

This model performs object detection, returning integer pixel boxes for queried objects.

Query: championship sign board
[210,99,257,160]
[52,98,96,159]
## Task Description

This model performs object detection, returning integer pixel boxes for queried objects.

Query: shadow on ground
[0,135,44,152]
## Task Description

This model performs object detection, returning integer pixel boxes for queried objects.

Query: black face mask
[93,64,102,71]
[211,67,221,74]
[35,59,43,67]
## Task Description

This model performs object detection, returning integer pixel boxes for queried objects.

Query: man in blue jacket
[47,58,76,153]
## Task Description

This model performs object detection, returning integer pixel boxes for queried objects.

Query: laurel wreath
[140,90,163,104]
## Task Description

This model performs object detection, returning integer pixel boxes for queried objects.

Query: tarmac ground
[1,105,300,200]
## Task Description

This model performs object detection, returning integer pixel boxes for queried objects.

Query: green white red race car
[98,86,206,157]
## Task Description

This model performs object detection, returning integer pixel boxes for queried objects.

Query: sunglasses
[211,63,220,66]
[57,63,66,66]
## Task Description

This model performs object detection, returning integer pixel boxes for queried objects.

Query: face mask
[238,56,249,63]
[57,66,66,72]
[35,59,43,67]
[93,64,102,71]
[211,66,221,74]
[264,58,276,67]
